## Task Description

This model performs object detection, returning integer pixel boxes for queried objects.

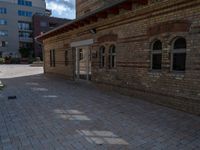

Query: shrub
[5,56,11,64]
[28,57,36,64]
[11,58,20,64]
[0,58,5,64]
[19,48,31,58]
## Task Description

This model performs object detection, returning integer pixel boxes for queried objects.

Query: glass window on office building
[19,31,32,38]
[18,22,31,30]
[0,30,8,37]
[0,19,7,25]
[18,0,32,6]
[0,41,7,47]
[0,8,6,14]
[18,10,32,17]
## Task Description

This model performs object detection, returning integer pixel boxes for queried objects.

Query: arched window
[172,38,186,71]
[109,45,116,69]
[99,46,105,68]
[151,40,162,70]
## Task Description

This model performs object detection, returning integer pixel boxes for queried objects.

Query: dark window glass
[109,45,116,53]
[100,46,105,54]
[172,38,186,71]
[50,49,55,67]
[173,53,186,71]
[0,8,7,14]
[109,45,116,69]
[79,49,83,60]
[152,40,162,70]
[174,38,186,49]
[65,51,68,66]
[2,41,6,47]
[18,10,32,17]
[152,54,162,70]
[53,50,55,67]
[50,50,52,67]
[99,46,105,68]
[153,40,162,50]
[18,0,32,7]
[112,56,116,68]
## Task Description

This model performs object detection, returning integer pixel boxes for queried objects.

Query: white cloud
[46,0,75,19]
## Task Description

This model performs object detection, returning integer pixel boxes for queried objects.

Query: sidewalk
[0,65,199,150]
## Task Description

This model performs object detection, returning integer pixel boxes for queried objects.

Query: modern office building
[0,0,46,57]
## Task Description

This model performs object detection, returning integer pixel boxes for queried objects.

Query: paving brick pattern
[0,65,200,150]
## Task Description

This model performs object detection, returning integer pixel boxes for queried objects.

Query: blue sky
[45,0,76,19]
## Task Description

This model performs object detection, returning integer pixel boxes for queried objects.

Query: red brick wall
[76,0,119,17]
[43,0,200,115]
[33,15,69,57]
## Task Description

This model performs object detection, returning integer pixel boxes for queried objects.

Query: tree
[19,48,30,58]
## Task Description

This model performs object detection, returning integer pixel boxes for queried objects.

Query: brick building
[37,0,200,115]
[33,14,70,58]
[76,0,119,17]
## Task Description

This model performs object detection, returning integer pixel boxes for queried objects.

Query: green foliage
[11,58,20,64]
[28,57,36,64]
[5,56,11,64]
[0,58,5,64]
[19,48,31,58]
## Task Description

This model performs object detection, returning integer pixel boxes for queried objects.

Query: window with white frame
[99,46,105,68]
[109,45,116,69]
[151,40,162,70]
[171,37,186,71]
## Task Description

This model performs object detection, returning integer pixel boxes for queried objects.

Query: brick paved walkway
[0,65,200,150]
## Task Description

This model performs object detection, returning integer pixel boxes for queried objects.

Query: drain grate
[8,96,17,100]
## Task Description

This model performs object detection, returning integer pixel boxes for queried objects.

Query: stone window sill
[170,71,185,79]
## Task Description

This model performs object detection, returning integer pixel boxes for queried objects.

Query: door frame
[70,39,94,81]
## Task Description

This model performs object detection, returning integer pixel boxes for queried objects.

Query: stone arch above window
[109,45,116,53]
[152,40,162,50]
[173,37,186,49]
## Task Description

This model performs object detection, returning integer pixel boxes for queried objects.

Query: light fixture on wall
[90,28,97,34]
